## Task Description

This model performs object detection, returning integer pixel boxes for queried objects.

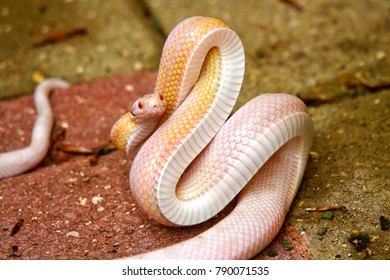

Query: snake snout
[131,93,166,122]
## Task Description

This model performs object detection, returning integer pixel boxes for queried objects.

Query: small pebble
[66,231,79,238]
[78,197,87,206]
[76,65,84,74]
[91,196,104,204]
[124,84,134,92]
[376,50,386,60]
[67,177,78,183]
[309,151,319,159]
[32,71,45,83]
[336,128,344,134]
[134,61,143,70]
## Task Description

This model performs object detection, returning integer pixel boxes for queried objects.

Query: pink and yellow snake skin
[0,17,314,259]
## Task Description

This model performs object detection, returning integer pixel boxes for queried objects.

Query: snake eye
[159,94,164,101]
[138,102,143,109]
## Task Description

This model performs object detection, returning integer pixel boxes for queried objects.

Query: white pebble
[66,231,79,237]
[91,196,104,204]
[124,84,134,92]
[78,197,87,206]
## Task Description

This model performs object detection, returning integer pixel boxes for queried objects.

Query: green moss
[255,48,266,58]
[317,226,328,236]
[380,216,390,230]
[267,250,278,257]
[282,240,293,251]
[321,211,335,220]
[348,232,370,251]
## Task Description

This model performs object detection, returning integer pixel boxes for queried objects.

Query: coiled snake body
[0,17,314,259]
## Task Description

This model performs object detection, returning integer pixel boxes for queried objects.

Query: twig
[33,28,88,47]
[280,0,304,12]
[10,219,24,236]
[305,205,347,212]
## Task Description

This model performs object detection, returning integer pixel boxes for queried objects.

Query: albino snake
[0,79,70,178]
[0,17,314,259]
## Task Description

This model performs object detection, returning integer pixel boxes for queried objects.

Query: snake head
[110,93,166,154]
[130,93,166,123]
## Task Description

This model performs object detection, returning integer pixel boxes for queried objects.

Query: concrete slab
[0,0,164,99]
[293,90,389,259]
[144,0,390,107]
